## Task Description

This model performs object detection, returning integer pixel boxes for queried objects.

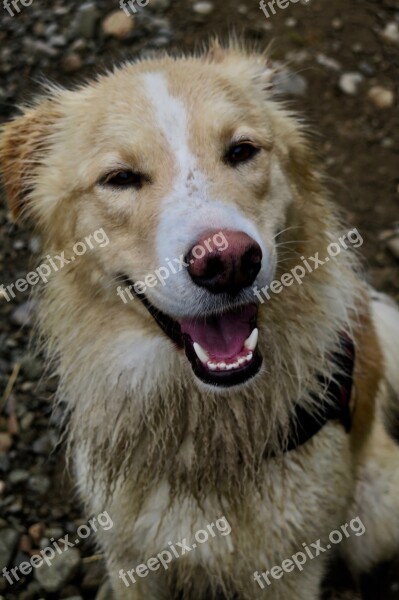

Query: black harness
[276,335,355,455]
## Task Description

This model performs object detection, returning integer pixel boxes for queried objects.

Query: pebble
[316,53,341,71]
[11,300,37,327]
[75,2,98,39]
[339,72,363,95]
[382,22,399,45]
[21,354,43,380]
[8,469,30,486]
[387,238,399,261]
[32,430,58,455]
[0,433,12,454]
[34,548,81,593]
[102,11,135,39]
[193,1,214,15]
[62,53,83,73]
[149,0,171,9]
[0,528,19,568]
[29,522,45,545]
[273,71,308,96]
[28,475,51,496]
[368,86,395,109]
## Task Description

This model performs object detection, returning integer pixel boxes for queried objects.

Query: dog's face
[0,47,312,390]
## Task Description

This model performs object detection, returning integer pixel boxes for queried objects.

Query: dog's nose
[186,229,262,295]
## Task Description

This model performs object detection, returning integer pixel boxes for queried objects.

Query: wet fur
[1,43,399,599]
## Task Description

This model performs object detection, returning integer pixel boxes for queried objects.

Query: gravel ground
[0,0,398,599]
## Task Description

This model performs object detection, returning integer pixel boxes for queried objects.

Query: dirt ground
[0,0,398,599]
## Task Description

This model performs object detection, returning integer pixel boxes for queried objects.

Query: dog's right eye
[100,170,144,189]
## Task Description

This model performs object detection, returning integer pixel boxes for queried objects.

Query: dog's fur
[1,43,399,599]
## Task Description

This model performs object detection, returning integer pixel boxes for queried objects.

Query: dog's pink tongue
[180,305,256,360]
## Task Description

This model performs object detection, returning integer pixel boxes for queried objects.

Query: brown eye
[226,143,260,166]
[102,171,144,189]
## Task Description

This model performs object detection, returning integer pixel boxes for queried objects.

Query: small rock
[45,527,64,540]
[0,433,12,454]
[149,0,170,9]
[102,11,135,39]
[13,239,25,250]
[0,528,19,568]
[339,72,363,95]
[29,522,45,545]
[49,34,68,47]
[29,236,42,254]
[28,475,51,496]
[19,534,32,555]
[331,18,343,30]
[273,71,308,96]
[11,300,37,327]
[62,53,83,73]
[0,481,5,496]
[8,469,29,486]
[316,53,341,71]
[20,412,34,431]
[34,548,81,593]
[18,581,43,600]
[21,354,43,380]
[387,238,399,261]
[368,86,395,109]
[285,17,297,27]
[23,39,58,58]
[359,61,375,77]
[75,2,98,39]
[382,22,399,45]
[32,430,57,455]
[193,1,214,15]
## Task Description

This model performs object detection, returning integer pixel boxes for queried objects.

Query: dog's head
[0,44,323,390]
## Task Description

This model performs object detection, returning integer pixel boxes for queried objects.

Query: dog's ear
[0,99,60,221]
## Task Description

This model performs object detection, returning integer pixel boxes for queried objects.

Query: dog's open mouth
[133,286,262,387]
[180,304,262,387]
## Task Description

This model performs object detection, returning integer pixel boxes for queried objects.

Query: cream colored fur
[0,44,398,599]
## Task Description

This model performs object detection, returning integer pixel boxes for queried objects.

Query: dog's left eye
[226,143,260,166]
[101,170,144,188]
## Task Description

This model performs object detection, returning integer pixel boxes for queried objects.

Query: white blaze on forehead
[141,72,204,197]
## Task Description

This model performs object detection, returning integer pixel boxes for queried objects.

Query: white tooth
[232,362,240,369]
[245,352,253,362]
[193,342,209,364]
[208,362,217,371]
[238,357,246,365]
[244,328,258,351]
[226,364,234,370]
[217,362,227,370]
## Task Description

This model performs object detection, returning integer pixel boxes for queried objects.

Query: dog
[1,42,399,600]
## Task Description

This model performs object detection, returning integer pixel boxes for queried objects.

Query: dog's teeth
[238,357,246,365]
[208,362,217,371]
[245,352,253,362]
[232,362,240,369]
[244,328,258,351]
[226,364,235,370]
[193,342,209,364]
[218,362,227,370]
